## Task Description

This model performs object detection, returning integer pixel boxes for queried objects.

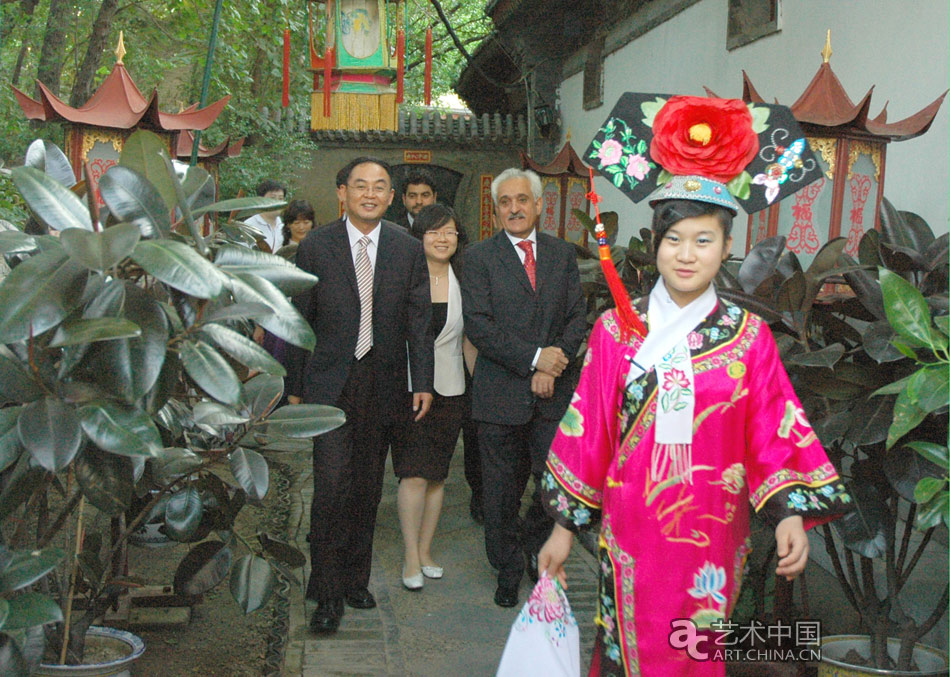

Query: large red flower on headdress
[650,96,759,183]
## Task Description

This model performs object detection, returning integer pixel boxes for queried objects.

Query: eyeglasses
[424,230,459,239]
[346,183,390,196]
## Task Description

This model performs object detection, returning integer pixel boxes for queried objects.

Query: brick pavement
[280,441,601,676]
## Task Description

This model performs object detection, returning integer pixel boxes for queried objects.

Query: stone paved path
[280,441,601,676]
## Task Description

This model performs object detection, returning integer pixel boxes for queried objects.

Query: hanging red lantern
[423,26,433,106]
[396,28,405,103]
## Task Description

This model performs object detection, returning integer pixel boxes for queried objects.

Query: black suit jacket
[287,219,433,421]
[461,229,586,426]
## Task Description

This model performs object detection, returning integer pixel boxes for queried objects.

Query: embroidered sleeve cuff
[541,468,602,533]
[756,480,852,528]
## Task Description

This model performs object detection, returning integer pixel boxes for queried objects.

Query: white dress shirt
[346,218,381,268]
[503,228,542,369]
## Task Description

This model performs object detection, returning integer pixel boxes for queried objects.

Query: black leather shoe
[310,598,344,634]
[469,495,484,524]
[494,582,519,608]
[344,587,376,609]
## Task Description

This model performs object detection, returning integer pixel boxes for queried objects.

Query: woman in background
[393,204,475,590]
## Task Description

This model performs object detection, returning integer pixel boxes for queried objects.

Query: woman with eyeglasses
[392,203,476,590]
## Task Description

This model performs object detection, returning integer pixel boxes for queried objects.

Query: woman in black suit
[392,204,474,590]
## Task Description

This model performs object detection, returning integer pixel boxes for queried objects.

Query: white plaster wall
[558,0,949,253]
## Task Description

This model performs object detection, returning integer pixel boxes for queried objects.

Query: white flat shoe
[402,567,424,590]
[421,565,443,579]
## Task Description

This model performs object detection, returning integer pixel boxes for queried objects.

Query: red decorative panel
[479,174,494,240]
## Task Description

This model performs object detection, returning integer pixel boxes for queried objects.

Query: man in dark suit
[395,167,438,232]
[288,156,434,634]
[461,168,586,607]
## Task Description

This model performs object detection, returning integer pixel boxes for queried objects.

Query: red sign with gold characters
[479,174,494,240]
[403,150,432,164]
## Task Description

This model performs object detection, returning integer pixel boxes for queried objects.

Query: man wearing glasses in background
[287,156,434,635]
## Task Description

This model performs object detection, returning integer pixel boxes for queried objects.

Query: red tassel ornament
[282,29,291,107]
[423,27,433,106]
[587,169,647,340]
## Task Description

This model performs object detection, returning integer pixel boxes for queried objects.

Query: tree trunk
[69,0,121,107]
[34,0,71,97]
[9,0,41,87]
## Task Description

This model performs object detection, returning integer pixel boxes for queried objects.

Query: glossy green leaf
[131,240,224,299]
[0,348,43,403]
[99,165,172,238]
[0,592,63,631]
[775,270,807,313]
[0,231,38,255]
[193,402,249,427]
[0,249,88,342]
[0,407,23,473]
[886,389,928,450]
[200,323,286,376]
[264,404,346,438]
[79,282,169,402]
[11,166,92,232]
[181,166,215,214]
[49,317,141,348]
[75,447,133,515]
[905,366,949,414]
[78,400,162,457]
[241,374,284,419]
[173,540,233,596]
[25,139,76,188]
[152,447,204,485]
[18,397,82,472]
[914,476,945,505]
[229,554,275,615]
[0,456,45,522]
[857,228,883,267]
[165,487,204,541]
[785,343,845,368]
[882,444,943,501]
[845,395,895,447]
[862,321,905,363]
[257,533,307,568]
[225,272,315,350]
[737,236,785,294]
[180,340,243,405]
[831,481,889,559]
[229,448,269,501]
[203,302,274,324]
[879,268,934,348]
[59,222,140,271]
[0,599,7,630]
[906,441,949,471]
[0,548,66,594]
[915,491,948,530]
[119,130,177,210]
[195,197,286,217]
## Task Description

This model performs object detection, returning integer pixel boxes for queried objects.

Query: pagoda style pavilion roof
[520,141,588,177]
[11,62,229,132]
[174,130,245,161]
[729,41,947,142]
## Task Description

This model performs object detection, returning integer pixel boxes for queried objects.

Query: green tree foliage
[0,0,492,203]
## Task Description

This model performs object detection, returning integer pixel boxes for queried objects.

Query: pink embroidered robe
[542,301,849,676]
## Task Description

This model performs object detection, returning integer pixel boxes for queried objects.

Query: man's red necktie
[517,240,536,290]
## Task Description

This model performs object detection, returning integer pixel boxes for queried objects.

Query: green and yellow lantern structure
[309,0,407,132]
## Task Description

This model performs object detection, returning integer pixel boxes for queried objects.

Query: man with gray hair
[461,168,586,607]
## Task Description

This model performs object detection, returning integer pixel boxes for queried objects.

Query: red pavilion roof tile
[521,141,588,177]
[11,62,229,132]
[174,131,245,160]
[739,62,946,142]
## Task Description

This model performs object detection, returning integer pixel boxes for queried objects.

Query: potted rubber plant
[715,201,948,674]
[0,132,343,674]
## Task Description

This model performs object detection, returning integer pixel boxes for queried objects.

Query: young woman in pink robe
[537,199,850,676]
